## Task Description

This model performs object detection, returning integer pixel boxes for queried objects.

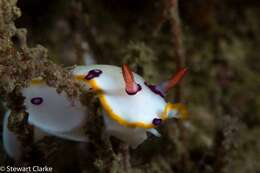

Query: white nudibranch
[3,64,188,159]
[73,64,188,147]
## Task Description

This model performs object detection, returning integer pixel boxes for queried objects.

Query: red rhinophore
[164,68,188,92]
[122,64,141,95]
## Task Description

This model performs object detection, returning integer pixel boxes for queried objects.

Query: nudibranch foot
[3,111,22,160]
[3,111,88,160]
[147,128,161,137]
[103,114,147,148]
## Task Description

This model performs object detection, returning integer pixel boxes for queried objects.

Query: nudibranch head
[74,65,187,129]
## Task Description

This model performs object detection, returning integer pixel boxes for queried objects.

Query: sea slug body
[3,64,188,159]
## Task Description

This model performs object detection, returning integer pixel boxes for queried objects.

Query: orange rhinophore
[122,64,141,95]
[164,68,188,92]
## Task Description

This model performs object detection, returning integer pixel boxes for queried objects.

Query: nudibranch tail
[164,68,188,92]
[122,64,141,95]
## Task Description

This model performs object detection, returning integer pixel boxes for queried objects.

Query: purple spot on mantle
[144,82,165,98]
[126,84,142,95]
[152,118,162,126]
[85,69,102,80]
[31,97,43,105]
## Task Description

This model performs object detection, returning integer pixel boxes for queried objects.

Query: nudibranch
[2,64,188,159]
[73,64,188,147]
